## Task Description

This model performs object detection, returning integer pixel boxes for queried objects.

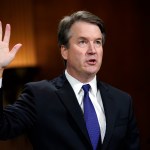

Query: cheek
[69,52,84,63]
[69,47,84,60]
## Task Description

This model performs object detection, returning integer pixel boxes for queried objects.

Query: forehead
[69,21,102,38]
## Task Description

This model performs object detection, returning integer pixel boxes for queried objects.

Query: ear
[61,45,68,60]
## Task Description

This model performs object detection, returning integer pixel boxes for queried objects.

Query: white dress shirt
[65,70,106,142]
[0,78,2,88]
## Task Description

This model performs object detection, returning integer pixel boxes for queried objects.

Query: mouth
[87,59,96,65]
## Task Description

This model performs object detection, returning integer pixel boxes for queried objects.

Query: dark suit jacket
[0,74,140,150]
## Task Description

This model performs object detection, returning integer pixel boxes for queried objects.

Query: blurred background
[0,0,149,149]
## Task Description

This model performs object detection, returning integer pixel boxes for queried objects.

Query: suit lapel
[53,74,118,149]
[54,74,91,146]
[98,82,117,150]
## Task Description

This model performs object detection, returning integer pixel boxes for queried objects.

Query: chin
[85,70,97,76]
[87,68,99,74]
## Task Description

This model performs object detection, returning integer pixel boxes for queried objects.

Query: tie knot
[82,84,91,93]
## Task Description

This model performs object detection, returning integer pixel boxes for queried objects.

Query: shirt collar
[65,70,83,97]
[65,70,97,98]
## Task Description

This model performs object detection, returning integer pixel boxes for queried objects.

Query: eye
[79,40,86,44]
[94,40,102,47]
[78,39,88,47]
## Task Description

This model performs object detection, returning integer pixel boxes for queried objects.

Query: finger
[0,21,2,41]
[10,43,22,57]
[3,24,11,44]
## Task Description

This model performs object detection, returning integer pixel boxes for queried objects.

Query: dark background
[0,0,149,149]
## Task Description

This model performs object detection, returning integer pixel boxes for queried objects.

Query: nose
[87,42,96,54]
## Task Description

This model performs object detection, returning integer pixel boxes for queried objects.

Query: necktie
[82,84,100,150]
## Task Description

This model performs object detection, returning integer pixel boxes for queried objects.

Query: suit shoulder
[99,81,133,109]
[25,80,50,87]
[99,81,131,99]
[24,79,55,91]
[24,74,66,90]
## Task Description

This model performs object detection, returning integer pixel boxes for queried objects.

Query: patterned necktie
[82,84,100,150]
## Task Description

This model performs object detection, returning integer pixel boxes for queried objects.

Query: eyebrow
[78,37,102,41]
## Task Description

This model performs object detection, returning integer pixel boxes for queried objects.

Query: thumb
[10,43,22,57]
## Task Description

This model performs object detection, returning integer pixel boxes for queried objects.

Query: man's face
[61,21,103,82]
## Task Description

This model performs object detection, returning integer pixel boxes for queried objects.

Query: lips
[87,59,96,65]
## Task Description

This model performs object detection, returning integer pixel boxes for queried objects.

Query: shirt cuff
[0,78,2,88]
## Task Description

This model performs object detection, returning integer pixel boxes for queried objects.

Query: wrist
[0,68,4,78]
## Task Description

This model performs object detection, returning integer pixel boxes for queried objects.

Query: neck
[66,69,96,83]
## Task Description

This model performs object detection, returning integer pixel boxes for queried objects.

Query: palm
[0,21,22,69]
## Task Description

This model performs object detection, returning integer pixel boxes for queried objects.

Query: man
[0,11,140,150]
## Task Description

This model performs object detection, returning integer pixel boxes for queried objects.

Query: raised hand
[0,21,22,70]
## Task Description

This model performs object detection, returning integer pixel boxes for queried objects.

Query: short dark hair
[58,10,106,48]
